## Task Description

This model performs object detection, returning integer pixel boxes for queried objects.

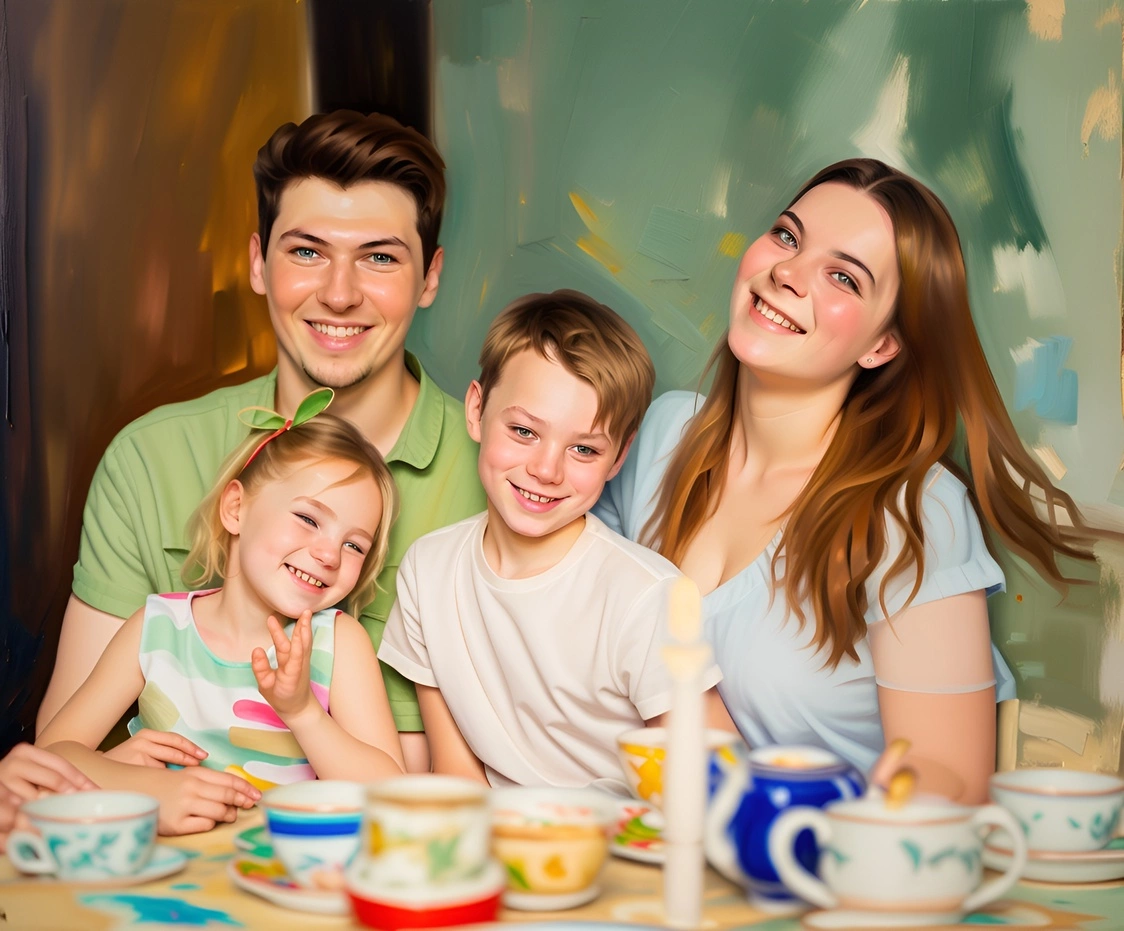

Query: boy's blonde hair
[182,414,398,614]
[478,290,656,451]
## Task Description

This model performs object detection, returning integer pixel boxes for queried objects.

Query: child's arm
[417,685,488,783]
[252,611,404,780]
[38,606,261,834]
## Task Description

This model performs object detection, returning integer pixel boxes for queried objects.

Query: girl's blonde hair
[182,414,398,614]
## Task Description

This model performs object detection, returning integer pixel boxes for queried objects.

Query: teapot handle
[767,807,837,910]
[961,804,1027,913]
[703,759,748,885]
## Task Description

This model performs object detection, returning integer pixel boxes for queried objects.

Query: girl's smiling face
[727,182,903,384]
[222,456,383,619]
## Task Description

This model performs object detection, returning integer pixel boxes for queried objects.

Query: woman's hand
[252,611,316,721]
[0,742,97,801]
[103,730,207,768]
[151,767,261,836]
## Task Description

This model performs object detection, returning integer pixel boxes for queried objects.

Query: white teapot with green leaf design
[768,795,1028,922]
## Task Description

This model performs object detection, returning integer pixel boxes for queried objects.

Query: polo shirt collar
[388,351,445,470]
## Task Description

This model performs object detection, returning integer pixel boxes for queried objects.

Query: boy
[378,290,722,791]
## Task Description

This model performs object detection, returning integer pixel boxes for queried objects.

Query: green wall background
[412,0,1124,768]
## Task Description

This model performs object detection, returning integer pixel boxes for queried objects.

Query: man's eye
[294,247,318,259]
[370,253,394,265]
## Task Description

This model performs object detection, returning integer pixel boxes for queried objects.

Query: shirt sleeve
[71,443,155,618]
[376,547,438,688]
[616,574,724,721]
[865,467,1010,696]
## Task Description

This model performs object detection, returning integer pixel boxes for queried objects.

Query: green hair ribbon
[237,387,335,471]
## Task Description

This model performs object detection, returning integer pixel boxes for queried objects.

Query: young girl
[38,399,406,834]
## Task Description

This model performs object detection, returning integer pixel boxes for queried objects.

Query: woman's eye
[775,228,797,247]
[831,271,858,292]
[294,247,318,260]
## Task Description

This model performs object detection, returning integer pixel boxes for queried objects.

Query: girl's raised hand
[252,611,315,721]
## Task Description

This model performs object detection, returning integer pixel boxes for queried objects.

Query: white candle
[662,576,711,929]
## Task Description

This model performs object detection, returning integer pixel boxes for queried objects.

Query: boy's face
[250,178,443,392]
[465,349,631,542]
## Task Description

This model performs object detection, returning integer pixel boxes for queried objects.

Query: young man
[378,291,723,792]
[39,111,485,774]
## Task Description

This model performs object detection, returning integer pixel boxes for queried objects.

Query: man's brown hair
[253,110,445,271]
[478,290,656,452]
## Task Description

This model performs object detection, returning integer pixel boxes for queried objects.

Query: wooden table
[2,811,1121,929]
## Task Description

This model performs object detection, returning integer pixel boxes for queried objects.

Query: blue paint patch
[1013,336,1078,424]
[963,914,1009,925]
[171,883,201,891]
[80,894,242,926]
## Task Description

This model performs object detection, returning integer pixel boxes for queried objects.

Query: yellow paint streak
[699,313,718,339]
[1081,70,1122,147]
[1095,5,1121,28]
[569,191,600,228]
[576,234,623,275]
[1026,0,1065,41]
[717,232,748,257]
[479,278,489,308]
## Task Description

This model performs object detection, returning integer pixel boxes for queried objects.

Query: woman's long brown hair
[644,159,1094,669]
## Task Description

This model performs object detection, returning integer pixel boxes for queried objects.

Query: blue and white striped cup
[260,780,364,888]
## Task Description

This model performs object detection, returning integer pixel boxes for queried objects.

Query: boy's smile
[466,350,630,573]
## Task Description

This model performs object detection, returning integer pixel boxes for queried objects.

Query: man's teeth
[311,322,368,338]
[517,487,557,504]
[754,297,803,332]
[286,564,325,588]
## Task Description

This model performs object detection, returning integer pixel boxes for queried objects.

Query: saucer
[17,844,188,887]
[233,824,273,859]
[610,800,663,865]
[803,909,960,928]
[227,853,349,915]
[504,883,601,911]
[983,838,1124,883]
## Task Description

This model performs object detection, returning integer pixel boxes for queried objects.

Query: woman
[596,159,1092,803]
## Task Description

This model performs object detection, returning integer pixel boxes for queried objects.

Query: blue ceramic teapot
[704,744,865,912]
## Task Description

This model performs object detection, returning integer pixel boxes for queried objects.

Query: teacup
[768,797,1027,920]
[704,745,864,912]
[490,787,616,909]
[355,775,491,888]
[989,768,1124,852]
[616,726,742,810]
[8,791,158,881]
[260,780,364,889]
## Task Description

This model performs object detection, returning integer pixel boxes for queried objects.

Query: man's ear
[219,480,246,536]
[465,379,484,444]
[417,246,444,309]
[606,433,636,482]
[859,328,902,369]
[249,233,267,296]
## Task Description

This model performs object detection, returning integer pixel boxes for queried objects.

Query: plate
[227,854,349,915]
[609,800,664,865]
[983,838,1124,884]
[233,824,273,859]
[503,883,601,911]
[16,844,189,887]
[803,909,961,928]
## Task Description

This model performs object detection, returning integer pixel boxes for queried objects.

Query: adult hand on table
[104,729,208,768]
[151,767,261,836]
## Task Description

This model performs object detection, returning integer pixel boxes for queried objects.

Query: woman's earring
[866,357,874,364]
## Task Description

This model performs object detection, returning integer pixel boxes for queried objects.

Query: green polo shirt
[72,353,485,731]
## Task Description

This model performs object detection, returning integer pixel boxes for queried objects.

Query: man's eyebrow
[278,229,329,246]
[358,236,409,251]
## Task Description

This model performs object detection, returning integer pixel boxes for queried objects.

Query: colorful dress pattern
[128,591,336,790]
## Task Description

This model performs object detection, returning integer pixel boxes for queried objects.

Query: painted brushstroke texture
[1012,336,1079,424]
[1082,69,1122,148]
[1027,0,1066,41]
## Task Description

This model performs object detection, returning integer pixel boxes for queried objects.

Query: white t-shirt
[378,511,723,793]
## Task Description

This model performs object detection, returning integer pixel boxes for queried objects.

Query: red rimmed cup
[989,769,1124,852]
[8,791,158,881]
[346,858,505,929]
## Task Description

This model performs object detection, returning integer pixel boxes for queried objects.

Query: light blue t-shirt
[594,391,1015,772]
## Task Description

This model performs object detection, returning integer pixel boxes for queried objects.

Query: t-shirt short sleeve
[72,442,160,618]
[376,548,439,689]
[864,466,1012,696]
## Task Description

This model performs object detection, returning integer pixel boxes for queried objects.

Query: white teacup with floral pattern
[768,797,1027,921]
[989,769,1124,853]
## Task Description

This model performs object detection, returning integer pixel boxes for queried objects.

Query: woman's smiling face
[727,181,902,384]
